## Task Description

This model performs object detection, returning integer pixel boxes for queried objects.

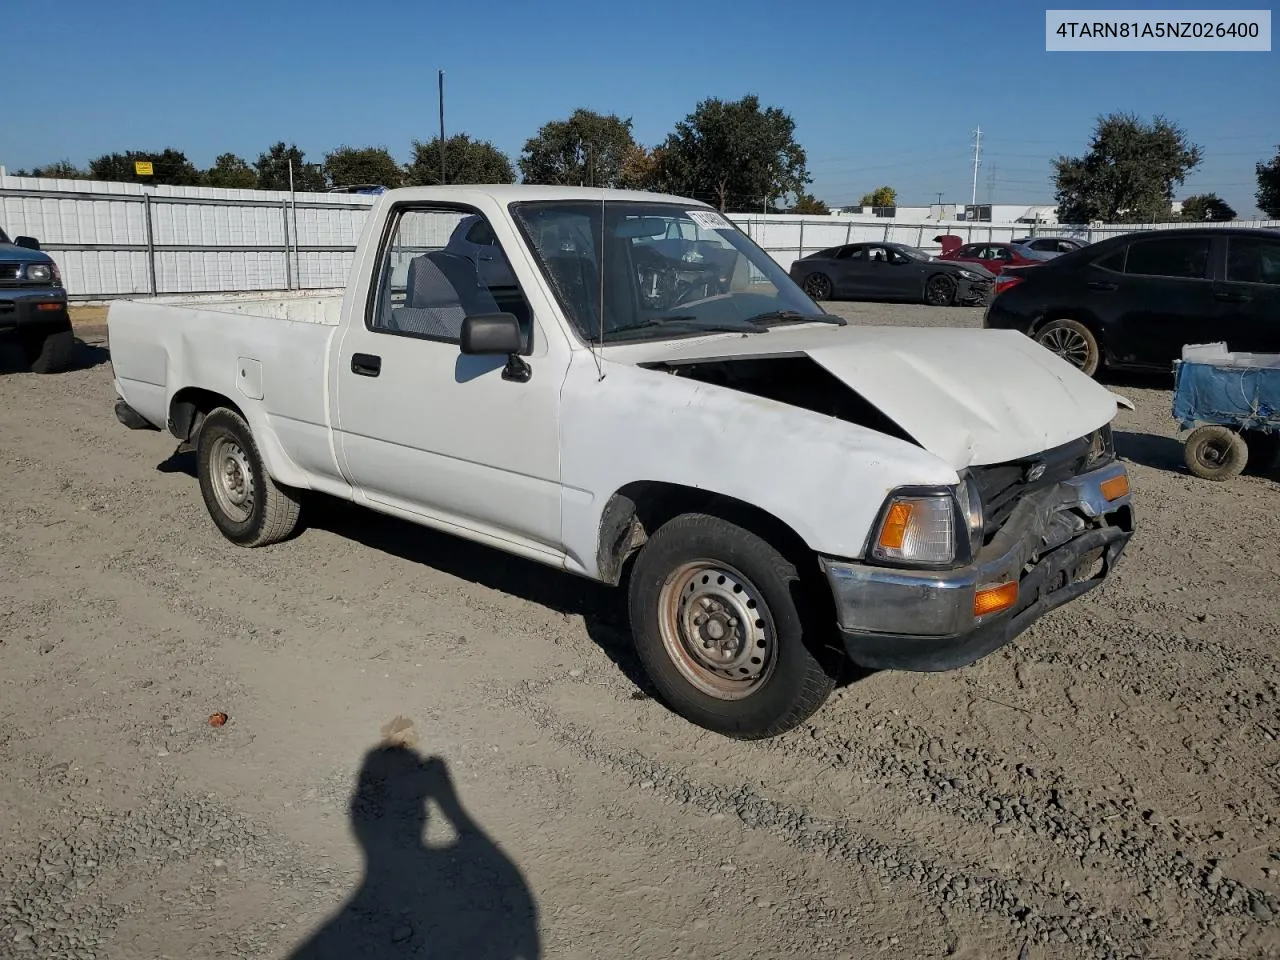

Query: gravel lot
[1,301,1278,959]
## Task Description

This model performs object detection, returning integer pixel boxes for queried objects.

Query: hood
[0,242,54,265]
[608,325,1119,468]
[935,259,995,279]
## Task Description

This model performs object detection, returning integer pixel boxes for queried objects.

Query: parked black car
[1,226,74,373]
[985,227,1280,377]
[789,241,994,306]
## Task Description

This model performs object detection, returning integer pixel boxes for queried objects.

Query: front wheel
[27,330,76,374]
[627,514,838,739]
[1035,319,1101,377]
[196,408,302,546]
[802,272,833,301]
[923,274,956,306]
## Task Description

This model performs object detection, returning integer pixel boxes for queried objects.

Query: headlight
[1086,424,1114,466]
[870,491,958,565]
[955,473,984,552]
[25,264,52,283]
[957,269,982,281]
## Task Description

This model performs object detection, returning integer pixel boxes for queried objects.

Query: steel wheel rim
[209,436,255,523]
[656,561,776,701]
[1195,436,1231,468]
[804,274,830,299]
[926,277,953,304]
[1039,326,1091,368]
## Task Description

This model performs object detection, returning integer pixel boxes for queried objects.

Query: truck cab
[106,185,1135,739]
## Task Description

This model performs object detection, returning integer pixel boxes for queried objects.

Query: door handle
[1214,291,1252,303]
[351,353,382,377]
[1087,280,1118,291]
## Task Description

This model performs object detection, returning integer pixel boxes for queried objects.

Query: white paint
[108,185,1121,582]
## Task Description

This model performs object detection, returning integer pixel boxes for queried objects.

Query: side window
[866,246,889,262]
[1226,236,1280,285]
[961,245,984,258]
[992,247,1013,261]
[1095,249,1126,272]
[1124,237,1210,279]
[370,208,533,346]
[836,246,864,261]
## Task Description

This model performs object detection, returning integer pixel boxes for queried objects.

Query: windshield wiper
[604,315,768,338]
[744,309,846,327]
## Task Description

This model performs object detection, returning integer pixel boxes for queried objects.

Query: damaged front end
[820,441,1133,673]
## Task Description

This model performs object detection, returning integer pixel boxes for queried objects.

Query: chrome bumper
[821,461,1134,671]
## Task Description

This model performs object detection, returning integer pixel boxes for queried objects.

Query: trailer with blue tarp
[1173,343,1280,480]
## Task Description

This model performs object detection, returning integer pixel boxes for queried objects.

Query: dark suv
[984,227,1280,377]
[1,227,73,373]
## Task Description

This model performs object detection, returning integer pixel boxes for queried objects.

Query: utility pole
[970,125,982,208]
[438,70,446,185]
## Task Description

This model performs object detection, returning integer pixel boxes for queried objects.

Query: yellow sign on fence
[134,161,154,176]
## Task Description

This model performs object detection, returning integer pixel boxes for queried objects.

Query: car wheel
[27,330,76,374]
[627,513,838,739]
[1035,319,1101,377]
[196,407,302,546]
[1184,425,1248,481]
[802,272,833,301]
[923,274,956,306]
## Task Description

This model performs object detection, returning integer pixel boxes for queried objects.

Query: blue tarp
[1173,359,1280,431]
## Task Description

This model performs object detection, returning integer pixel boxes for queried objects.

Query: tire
[196,407,302,546]
[802,272,833,301]
[627,513,838,739]
[923,274,956,306]
[1184,425,1248,481]
[1243,430,1279,473]
[1034,318,1101,378]
[27,330,76,374]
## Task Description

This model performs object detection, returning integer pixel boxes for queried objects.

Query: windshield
[0,227,9,244]
[509,200,825,343]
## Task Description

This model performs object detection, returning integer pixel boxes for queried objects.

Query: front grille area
[971,432,1106,540]
[0,265,20,283]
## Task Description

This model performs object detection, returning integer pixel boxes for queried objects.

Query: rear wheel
[923,274,956,306]
[1035,319,1101,377]
[627,513,838,739]
[27,330,76,374]
[802,272,833,301]
[196,408,302,546]
[1184,425,1248,481]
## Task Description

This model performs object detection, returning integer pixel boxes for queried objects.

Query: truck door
[332,205,568,557]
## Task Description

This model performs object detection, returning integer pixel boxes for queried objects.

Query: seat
[390,255,468,339]
[424,250,501,318]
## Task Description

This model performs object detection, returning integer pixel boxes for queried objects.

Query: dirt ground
[1,301,1278,960]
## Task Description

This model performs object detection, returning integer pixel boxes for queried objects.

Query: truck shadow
[1113,431,1185,473]
[0,336,109,374]
[308,499,653,696]
[287,746,541,960]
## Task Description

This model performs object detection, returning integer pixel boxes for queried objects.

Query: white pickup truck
[108,185,1134,739]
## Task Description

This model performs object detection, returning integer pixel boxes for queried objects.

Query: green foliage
[519,109,642,187]
[323,145,403,189]
[789,193,830,215]
[15,160,90,180]
[617,144,663,191]
[1180,193,1236,222]
[202,153,258,190]
[404,134,515,186]
[1257,146,1280,218]
[88,148,200,186]
[1053,113,1202,223]
[657,95,810,212]
[254,143,326,192]
[858,186,897,207]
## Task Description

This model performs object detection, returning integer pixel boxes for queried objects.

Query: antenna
[970,125,982,207]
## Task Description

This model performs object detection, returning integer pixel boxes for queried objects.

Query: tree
[403,134,515,186]
[1180,193,1237,222]
[254,143,326,192]
[657,95,810,212]
[1052,113,1202,223]
[323,145,403,189]
[858,186,897,208]
[519,109,643,187]
[789,194,830,215]
[88,148,200,186]
[617,144,663,191]
[14,160,90,180]
[1257,146,1280,218]
[202,153,258,189]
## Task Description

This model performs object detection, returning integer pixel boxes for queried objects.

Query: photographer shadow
[289,745,540,960]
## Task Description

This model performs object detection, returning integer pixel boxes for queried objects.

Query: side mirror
[459,313,531,383]
[14,236,40,251]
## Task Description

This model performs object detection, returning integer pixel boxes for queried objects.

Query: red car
[938,241,1054,275]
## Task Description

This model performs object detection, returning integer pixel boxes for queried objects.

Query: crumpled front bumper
[821,460,1133,672]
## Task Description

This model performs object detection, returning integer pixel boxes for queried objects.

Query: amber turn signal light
[1099,473,1129,501]
[974,581,1018,617]
[877,501,913,550]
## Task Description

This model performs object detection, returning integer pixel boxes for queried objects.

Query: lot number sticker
[688,210,732,231]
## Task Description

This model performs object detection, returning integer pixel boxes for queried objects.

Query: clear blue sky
[4,0,1277,215]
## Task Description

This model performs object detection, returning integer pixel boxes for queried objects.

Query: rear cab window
[1124,236,1210,279]
[1225,235,1280,285]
